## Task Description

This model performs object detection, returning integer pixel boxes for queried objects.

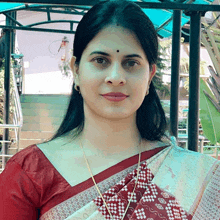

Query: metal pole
[188,12,201,152]
[11,11,16,54]
[170,10,182,138]
[3,16,12,155]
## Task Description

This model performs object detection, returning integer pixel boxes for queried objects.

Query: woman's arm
[0,160,40,220]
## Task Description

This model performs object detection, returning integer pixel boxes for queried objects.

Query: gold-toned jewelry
[74,85,80,94]
[146,89,149,96]
[79,139,142,220]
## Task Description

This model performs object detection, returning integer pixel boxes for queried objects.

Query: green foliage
[0,69,4,124]
[199,78,220,145]
[183,60,207,91]
[181,57,206,76]
[58,49,72,77]
[0,59,4,72]
[200,13,220,146]
[154,40,171,97]
[184,77,189,91]
[58,60,71,76]
[0,60,14,125]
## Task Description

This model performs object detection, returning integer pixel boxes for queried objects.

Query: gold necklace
[79,139,142,220]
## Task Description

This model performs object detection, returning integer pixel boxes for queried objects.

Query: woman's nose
[104,63,126,86]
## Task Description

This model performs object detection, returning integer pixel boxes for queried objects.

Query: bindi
[117,50,119,53]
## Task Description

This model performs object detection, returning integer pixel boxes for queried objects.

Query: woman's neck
[78,111,141,156]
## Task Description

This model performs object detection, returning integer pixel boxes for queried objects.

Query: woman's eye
[124,60,140,68]
[128,61,137,66]
[92,57,109,67]
[96,58,105,64]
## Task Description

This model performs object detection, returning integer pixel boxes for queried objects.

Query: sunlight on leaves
[199,78,220,145]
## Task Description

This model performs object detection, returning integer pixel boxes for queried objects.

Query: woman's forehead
[84,25,145,56]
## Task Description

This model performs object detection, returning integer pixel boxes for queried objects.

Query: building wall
[16,10,83,94]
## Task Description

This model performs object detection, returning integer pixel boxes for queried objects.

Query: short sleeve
[0,159,40,220]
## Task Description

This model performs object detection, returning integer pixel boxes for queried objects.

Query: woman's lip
[102,92,128,97]
[102,95,128,102]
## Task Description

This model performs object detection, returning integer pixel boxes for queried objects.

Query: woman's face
[72,25,156,120]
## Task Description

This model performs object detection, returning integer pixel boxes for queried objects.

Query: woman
[0,1,219,219]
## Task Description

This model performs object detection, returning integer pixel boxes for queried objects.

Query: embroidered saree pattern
[94,160,192,220]
[40,142,220,220]
[39,143,220,220]
[193,163,220,219]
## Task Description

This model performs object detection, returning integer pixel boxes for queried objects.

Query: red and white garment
[0,139,219,220]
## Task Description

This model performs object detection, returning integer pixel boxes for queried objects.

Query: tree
[199,9,220,145]
[154,39,171,99]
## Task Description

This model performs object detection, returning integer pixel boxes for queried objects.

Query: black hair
[51,0,167,141]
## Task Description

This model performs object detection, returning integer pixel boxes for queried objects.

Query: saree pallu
[39,139,220,220]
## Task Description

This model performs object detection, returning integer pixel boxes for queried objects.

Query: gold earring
[74,85,81,94]
[146,82,151,96]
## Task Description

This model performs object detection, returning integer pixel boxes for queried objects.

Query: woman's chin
[97,110,135,121]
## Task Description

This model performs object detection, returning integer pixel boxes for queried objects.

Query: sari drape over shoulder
[0,138,219,220]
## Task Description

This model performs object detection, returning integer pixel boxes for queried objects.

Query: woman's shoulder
[3,140,71,188]
[8,144,47,172]
[5,138,76,177]
[155,136,219,167]
[169,139,220,171]
[0,142,72,217]
[1,145,53,196]
[37,137,81,160]
[37,138,85,186]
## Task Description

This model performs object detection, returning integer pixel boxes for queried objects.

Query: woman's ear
[149,64,157,84]
[70,56,76,72]
[70,56,79,84]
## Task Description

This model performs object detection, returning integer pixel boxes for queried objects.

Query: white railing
[177,117,220,159]
[0,68,23,173]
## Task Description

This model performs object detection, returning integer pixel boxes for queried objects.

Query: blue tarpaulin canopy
[0,0,216,38]
[0,3,27,12]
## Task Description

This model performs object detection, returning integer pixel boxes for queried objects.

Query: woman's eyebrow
[125,54,143,60]
[89,51,110,56]
[89,51,143,59]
